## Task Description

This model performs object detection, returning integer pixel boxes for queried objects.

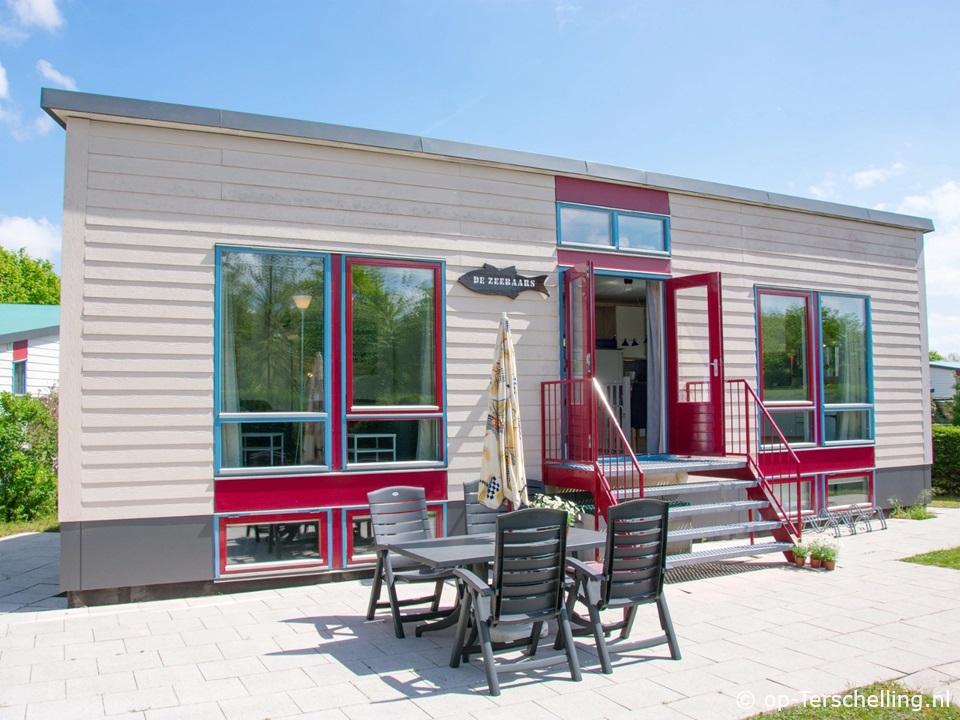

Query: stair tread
[666,541,793,568]
[668,520,783,540]
[644,480,757,496]
[668,500,769,517]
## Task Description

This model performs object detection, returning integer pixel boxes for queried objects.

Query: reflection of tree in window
[821,299,867,405]
[351,265,435,407]
[760,295,809,402]
[222,253,324,414]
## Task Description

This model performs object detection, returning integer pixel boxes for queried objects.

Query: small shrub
[889,490,937,520]
[0,391,59,522]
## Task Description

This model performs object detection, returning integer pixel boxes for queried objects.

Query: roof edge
[40,88,935,233]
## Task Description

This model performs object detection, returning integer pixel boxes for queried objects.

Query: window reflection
[224,520,323,569]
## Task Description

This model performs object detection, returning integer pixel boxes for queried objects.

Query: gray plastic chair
[463,479,510,535]
[365,486,456,638]
[563,498,680,673]
[450,507,581,696]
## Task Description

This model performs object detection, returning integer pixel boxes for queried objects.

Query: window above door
[558,202,670,255]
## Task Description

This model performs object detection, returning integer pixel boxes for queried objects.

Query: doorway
[591,273,664,456]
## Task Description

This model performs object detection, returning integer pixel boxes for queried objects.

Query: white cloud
[0,215,62,268]
[0,61,8,98]
[9,0,63,31]
[808,177,838,200]
[36,58,75,90]
[555,2,580,30]
[850,162,905,190]
[896,181,960,355]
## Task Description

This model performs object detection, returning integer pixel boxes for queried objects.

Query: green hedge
[932,425,960,497]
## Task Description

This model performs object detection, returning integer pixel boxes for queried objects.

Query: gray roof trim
[0,326,59,345]
[41,88,935,233]
[930,361,960,371]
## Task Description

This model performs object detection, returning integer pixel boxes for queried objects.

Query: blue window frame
[557,202,670,254]
[215,247,331,475]
[12,360,26,394]
[214,248,447,476]
[757,287,873,446]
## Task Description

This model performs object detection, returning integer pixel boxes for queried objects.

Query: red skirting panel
[214,469,448,513]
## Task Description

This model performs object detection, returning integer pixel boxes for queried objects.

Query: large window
[759,292,814,443]
[216,250,444,474]
[558,202,669,254]
[218,249,328,472]
[346,259,443,465]
[758,289,872,446]
[821,295,871,442]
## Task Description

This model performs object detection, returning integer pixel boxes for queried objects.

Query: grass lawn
[902,546,960,571]
[0,515,59,539]
[749,680,957,718]
[932,494,960,509]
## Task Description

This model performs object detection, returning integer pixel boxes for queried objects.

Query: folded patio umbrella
[479,313,528,510]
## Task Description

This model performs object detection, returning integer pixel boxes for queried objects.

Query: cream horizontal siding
[25,337,60,394]
[669,194,927,471]
[0,345,10,390]
[70,118,558,521]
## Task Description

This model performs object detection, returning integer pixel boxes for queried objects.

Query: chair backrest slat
[463,479,509,535]
[602,499,669,608]
[492,508,568,621]
[368,486,433,544]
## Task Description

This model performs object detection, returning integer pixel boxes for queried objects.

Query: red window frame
[342,503,446,566]
[344,257,444,415]
[217,511,331,577]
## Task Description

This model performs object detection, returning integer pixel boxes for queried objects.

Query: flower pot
[794,556,806,567]
[823,560,835,571]
[810,558,822,569]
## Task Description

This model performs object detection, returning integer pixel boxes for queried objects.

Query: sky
[1,0,959,353]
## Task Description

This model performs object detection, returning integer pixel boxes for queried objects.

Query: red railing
[725,379,803,537]
[541,378,644,521]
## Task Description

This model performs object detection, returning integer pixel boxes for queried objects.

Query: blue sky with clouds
[2,0,959,351]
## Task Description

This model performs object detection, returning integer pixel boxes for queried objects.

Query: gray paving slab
[2,509,960,717]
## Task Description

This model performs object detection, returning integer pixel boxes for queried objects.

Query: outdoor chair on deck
[365,486,456,639]
[562,498,680,673]
[463,479,510,535]
[450,508,581,696]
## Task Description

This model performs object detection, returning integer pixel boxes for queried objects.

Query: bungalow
[41,89,934,605]
[0,304,60,395]
[931,360,960,422]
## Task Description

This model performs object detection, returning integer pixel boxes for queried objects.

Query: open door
[665,272,725,455]
[562,263,595,460]
[563,262,595,380]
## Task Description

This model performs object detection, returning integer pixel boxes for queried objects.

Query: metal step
[667,500,769,518]
[668,520,783,542]
[643,480,757,497]
[666,541,793,568]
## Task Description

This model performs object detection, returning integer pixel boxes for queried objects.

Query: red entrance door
[665,272,725,455]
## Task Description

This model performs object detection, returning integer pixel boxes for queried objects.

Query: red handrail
[726,379,803,537]
[541,378,644,521]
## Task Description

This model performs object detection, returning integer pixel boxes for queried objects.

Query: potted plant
[527,493,582,527]
[808,538,838,570]
[818,541,839,570]
[791,543,808,567]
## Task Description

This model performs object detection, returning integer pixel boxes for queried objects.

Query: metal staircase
[541,377,804,568]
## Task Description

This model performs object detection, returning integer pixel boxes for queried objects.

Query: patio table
[385,527,607,637]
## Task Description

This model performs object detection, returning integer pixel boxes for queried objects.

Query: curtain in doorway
[646,281,665,454]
